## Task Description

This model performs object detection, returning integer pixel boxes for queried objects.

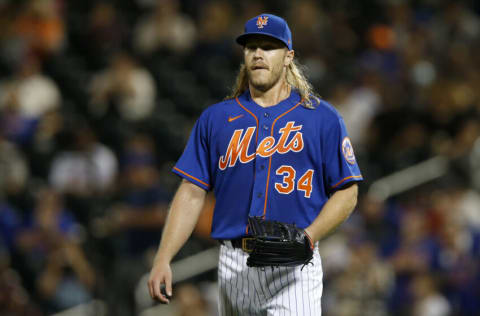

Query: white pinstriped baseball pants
[218,241,323,316]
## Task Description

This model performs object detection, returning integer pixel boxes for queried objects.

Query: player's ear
[284,49,294,67]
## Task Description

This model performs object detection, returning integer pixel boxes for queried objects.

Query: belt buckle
[242,238,254,253]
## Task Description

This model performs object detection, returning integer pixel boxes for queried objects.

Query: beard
[246,62,284,92]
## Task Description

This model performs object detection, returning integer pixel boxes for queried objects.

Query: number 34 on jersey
[275,166,313,198]
[218,121,314,199]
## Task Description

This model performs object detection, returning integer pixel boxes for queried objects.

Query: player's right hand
[148,260,173,304]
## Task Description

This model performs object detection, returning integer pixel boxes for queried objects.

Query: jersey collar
[239,88,302,113]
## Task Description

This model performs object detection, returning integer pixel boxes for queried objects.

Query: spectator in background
[190,1,236,99]
[288,0,330,57]
[388,209,442,315]
[358,195,401,256]
[11,0,65,59]
[0,90,39,147]
[0,55,61,122]
[454,177,480,231]
[0,202,22,257]
[287,0,333,88]
[428,2,480,55]
[194,0,235,61]
[49,123,117,224]
[93,133,169,316]
[331,72,381,151]
[0,200,43,315]
[85,1,129,68]
[410,273,451,316]
[134,0,196,56]
[0,53,62,192]
[93,133,168,246]
[89,52,157,122]
[49,123,117,195]
[0,264,43,316]
[428,184,480,315]
[328,240,394,316]
[15,187,95,313]
[27,108,64,179]
[0,136,29,202]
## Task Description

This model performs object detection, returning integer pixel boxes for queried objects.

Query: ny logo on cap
[256,16,268,28]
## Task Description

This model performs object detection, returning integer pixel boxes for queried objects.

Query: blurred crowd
[0,0,479,315]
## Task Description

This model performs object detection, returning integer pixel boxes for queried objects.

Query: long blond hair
[226,59,320,109]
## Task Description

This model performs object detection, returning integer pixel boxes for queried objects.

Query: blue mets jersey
[173,89,363,239]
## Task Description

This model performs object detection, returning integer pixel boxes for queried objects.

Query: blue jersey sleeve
[173,115,211,191]
[322,116,363,192]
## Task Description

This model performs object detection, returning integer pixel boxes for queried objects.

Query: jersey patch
[342,137,356,165]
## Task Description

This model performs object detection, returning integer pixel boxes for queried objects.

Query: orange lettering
[274,167,314,198]
[219,127,256,170]
[219,122,305,170]
[298,169,314,198]
[275,165,296,194]
[285,133,304,152]
[276,122,303,154]
[256,136,276,157]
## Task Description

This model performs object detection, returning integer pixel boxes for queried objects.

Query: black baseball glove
[246,216,314,268]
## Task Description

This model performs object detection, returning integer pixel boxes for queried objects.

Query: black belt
[220,237,255,252]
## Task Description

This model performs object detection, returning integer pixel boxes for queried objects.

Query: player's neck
[249,79,291,108]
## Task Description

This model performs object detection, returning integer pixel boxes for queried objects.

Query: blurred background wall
[0,0,479,315]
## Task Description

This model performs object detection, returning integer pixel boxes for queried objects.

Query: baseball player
[148,13,363,315]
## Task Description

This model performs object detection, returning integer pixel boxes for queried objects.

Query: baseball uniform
[171,13,363,316]
[173,89,362,315]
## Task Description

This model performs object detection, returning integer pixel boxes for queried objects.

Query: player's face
[244,36,293,92]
